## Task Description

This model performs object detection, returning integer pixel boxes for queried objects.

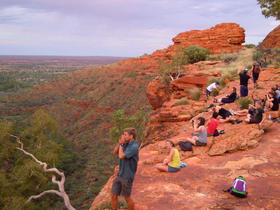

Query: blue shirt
[118,140,139,180]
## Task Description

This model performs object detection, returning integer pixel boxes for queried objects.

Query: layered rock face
[260,25,280,49]
[151,23,245,60]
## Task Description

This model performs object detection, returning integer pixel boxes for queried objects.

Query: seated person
[213,106,233,122]
[214,87,237,104]
[266,91,279,111]
[206,82,220,99]
[213,105,242,124]
[207,112,219,136]
[187,117,207,146]
[275,85,280,103]
[245,101,264,124]
[155,140,181,173]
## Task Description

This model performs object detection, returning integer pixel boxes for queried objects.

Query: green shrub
[183,45,210,64]
[159,47,187,84]
[173,97,189,106]
[221,68,238,81]
[159,61,173,85]
[207,54,221,61]
[220,53,238,64]
[188,88,201,101]
[124,71,137,78]
[95,201,128,210]
[253,50,264,62]
[110,109,149,144]
[236,97,253,109]
[244,44,256,48]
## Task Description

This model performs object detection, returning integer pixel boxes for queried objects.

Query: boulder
[260,25,280,49]
[151,23,245,60]
[146,78,170,110]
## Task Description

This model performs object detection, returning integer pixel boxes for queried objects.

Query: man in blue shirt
[111,128,139,210]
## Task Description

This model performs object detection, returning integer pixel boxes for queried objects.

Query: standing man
[111,128,139,210]
[251,62,261,88]
[239,68,251,97]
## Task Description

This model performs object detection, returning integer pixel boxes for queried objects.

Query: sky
[0,0,279,57]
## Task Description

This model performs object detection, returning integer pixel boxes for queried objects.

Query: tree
[0,110,76,210]
[257,0,280,20]
[159,46,209,83]
[159,47,188,82]
[10,134,75,210]
[110,109,148,145]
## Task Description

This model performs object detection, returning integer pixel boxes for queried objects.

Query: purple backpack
[229,176,247,198]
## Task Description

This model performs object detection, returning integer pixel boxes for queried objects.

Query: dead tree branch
[10,134,76,210]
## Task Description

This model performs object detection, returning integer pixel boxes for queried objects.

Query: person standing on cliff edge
[111,128,139,210]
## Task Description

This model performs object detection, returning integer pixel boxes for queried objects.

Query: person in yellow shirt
[156,140,181,172]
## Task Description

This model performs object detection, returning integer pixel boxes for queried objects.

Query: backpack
[229,176,248,198]
[178,141,193,151]
[253,64,260,74]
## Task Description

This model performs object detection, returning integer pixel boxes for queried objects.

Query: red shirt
[207,118,219,135]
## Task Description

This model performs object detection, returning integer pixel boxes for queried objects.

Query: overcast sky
[0,0,278,56]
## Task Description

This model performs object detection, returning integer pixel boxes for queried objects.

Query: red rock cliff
[260,25,280,49]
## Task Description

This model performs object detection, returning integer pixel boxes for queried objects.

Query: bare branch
[10,134,76,210]
[27,190,62,202]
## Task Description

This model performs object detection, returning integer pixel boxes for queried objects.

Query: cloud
[0,0,278,56]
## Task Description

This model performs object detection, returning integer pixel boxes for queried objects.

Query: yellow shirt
[168,148,180,168]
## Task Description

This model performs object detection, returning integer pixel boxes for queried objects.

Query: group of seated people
[156,83,280,173]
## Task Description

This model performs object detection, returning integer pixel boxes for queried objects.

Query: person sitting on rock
[214,87,237,104]
[212,105,243,124]
[156,140,181,173]
[207,112,220,137]
[206,81,220,99]
[266,91,279,111]
[275,85,280,103]
[245,101,265,124]
[186,117,207,146]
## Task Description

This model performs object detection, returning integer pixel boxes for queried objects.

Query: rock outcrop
[150,23,245,60]
[260,25,280,49]
[146,78,170,110]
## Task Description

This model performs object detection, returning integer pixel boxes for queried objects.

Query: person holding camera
[265,91,279,111]
[111,128,139,210]
[187,117,207,146]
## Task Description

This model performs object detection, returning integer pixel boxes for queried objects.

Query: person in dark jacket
[214,87,237,104]
[266,91,279,111]
[239,69,251,97]
[251,62,261,88]
[245,101,265,124]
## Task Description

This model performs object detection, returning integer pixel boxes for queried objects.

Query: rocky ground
[90,66,280,209]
